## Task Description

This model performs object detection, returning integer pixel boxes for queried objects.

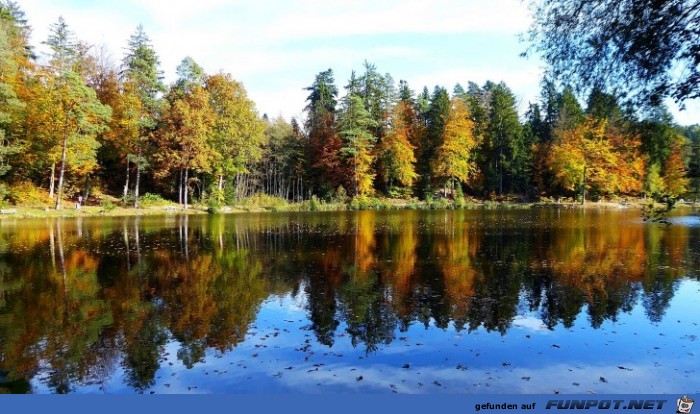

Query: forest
[1,2,699,212]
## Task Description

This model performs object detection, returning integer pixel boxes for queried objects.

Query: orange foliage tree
[547,117,644,203]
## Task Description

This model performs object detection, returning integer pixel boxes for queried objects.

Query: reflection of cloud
[171,357,690,394]
[511,315,549,332]
[669,216,700,227]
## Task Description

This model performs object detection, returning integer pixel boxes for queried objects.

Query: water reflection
[0,209,698,393]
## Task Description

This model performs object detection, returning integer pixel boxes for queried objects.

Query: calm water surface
[1,208,699,394]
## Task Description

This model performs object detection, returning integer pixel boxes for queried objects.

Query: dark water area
[0,208,699,394]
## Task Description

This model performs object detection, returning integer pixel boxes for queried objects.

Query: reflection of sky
[31,279,700,394]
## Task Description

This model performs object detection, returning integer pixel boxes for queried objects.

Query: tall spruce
[305,69,340,195]
[337,91,378,196]
[482,82,525,194]
[122,25,164,208]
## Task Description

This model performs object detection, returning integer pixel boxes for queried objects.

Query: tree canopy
[526,0,700,107]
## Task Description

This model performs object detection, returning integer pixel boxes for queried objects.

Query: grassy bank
[2,193,695,220]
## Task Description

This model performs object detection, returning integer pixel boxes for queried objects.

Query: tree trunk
[354,141,359,196]
[49,162,56,200]
[178,168,183,205]
[123,158,130,201]
[581,165,587,206]
[57,220,67,298]
[183,167,189,210]
[499,144,504,195]
[218,174,223,191]
[83,174,91,201]
[54,132,68,210]
[133,148,141,209]
[134,218,141,275]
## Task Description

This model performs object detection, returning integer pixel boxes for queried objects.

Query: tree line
[1,2,698,210]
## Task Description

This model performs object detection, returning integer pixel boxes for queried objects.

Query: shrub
[207,198,222,214]
[100,199,116,212]
[427,197,451,210]
[388,186,413,199]
[349,196,396,210]
[9,181,51,207]
[0,183,9,207]
[139,193,173,207]
[239,193,290,211]
[309,195,320,211]
[334,186,348,204]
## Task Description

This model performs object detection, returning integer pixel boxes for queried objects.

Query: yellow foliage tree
[662,135,689,197]
[381,101,418,190]
[432,97,479,194]
[548,117,644,203]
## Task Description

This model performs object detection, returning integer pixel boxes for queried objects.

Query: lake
[1,208,699,394]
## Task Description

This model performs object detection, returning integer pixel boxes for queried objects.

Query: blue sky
[21,0,699,125]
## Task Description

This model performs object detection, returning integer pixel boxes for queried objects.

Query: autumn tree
[0,4,26,186]
[636,105,691,199]
[661,134,689,198]
[337,93,378,196]
[305,69,342,195]
[531,83,586,194]
[433,97,479,196]
[380,100,418,194]
[413,86,450,196]
[205,72,265,200]
[102,82,142,199]
[257,116,305,200]
[158,58,215,209]
[547,117,644,203]
[42,18,111,209]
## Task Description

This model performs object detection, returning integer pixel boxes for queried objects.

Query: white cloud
[254,0,531,44]
[18,0,698,124]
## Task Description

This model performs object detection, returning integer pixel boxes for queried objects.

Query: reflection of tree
[336,212,398,354]
[524,270,583,329]
[641,224,686,323]
[122,309,167,391]
[0,221,115,393]
[153,218,271,366]
[0,209,695,392]
[378,214,418,321]
[306,268,340,347]
[464,224,523,334]
[433,211,479,330]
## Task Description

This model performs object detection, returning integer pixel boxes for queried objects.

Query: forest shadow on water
[0,208,699,394]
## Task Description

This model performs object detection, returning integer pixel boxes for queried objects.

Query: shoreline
[1,198,697,220]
